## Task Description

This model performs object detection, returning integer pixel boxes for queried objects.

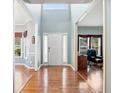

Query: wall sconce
[23,31,27,38]
[32,36,35,44]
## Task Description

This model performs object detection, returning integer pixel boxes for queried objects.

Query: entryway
[43,33,67,65]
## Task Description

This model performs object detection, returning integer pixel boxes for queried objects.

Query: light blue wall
[41,9,72,64]
[25,4,103,66]
[78,26,103,35]
[41,10,70,33]
[26,4,72,65]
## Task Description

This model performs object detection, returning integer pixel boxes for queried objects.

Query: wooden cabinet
[78,55,87,79]
[78,55,87,71]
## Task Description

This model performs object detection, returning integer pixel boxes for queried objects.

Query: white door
[43,33,67,65]
[48,33,62,65]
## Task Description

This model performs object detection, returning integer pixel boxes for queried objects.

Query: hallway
[16,65,103,93]
[14,1,104,92]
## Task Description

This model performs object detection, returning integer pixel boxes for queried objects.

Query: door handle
[48,47,50,52]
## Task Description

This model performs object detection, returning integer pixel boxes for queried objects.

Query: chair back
[87,49,96,61]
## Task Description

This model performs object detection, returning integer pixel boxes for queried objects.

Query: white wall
[15,21,36,68]
[70,4,91,23]
[14,0,36,68]
[25,3,42,68]
[14,0,33,25]
[70,3,92,69]
[15,25,26,31]
[24,21,35,67]
[14,2,42,68]
[25,4,42,23]
[78,0,103,26]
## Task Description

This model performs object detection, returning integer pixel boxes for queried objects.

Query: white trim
[15,63,35,69]
[41,64,49,66]
[24,64,35,69]
[63,64,76,71]
[103,0,106,93]
[23,37,26,59]
[15,63,24,65]
[73,23,78,71]
[21,34,23,58]
[35,24,38,71]
[40,64,76,71]
[38,64,42,70]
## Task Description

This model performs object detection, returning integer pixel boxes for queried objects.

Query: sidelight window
[15,37,22,57]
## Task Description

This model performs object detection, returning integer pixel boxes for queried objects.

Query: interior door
[48,33,62,65]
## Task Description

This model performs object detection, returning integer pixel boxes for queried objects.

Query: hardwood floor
[78,66,103,93]
[15,65,33,93]
[15,65,103,93]
[87,66,103,93]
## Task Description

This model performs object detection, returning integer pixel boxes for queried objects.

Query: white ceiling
[23,0,92,4]
[14,0,32,25]
[78,0,103,26]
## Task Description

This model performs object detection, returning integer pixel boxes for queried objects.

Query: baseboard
[15,63,24,65]
[62,64,76,71]
[24,64,35,69]
[38,64,42,70]
[39,64,76,71]
[69,64,76,71]
[15,63,35,69]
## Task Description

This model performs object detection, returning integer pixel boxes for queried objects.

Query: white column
[35,24,38,71]
[103,0,111,93]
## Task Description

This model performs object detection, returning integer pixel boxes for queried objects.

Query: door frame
[43,32,68,65]
[73,1,106,93]
[35,24,39,71]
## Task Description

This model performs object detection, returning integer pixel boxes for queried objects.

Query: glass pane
[15,37,21,45]
[15,46,21,56]
[63,35,67,63]
[91,37,101,55]
[43,4,69,10]
[79,37,88,55]
[43,35,48,63]
[80,47,88,55]
[80,38,88,46]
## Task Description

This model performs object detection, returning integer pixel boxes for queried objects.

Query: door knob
[48,47,50,52]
